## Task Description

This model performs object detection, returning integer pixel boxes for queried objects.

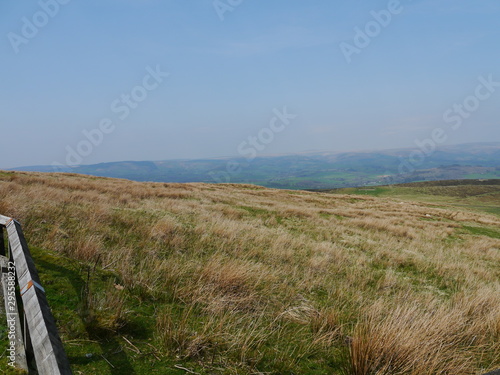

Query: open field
[325,179,500,217]
[1,171,499,374]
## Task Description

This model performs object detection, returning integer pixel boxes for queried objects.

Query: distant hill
[13,142,500,189]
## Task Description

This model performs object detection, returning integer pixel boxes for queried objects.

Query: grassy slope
[327,179,500,217]
[0,172,499,374]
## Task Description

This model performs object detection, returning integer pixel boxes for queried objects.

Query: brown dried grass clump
[346,301,479,375]
[192,256,275,313]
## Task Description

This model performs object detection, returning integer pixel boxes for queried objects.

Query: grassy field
[0,172,499,374]
[325,179,500,217]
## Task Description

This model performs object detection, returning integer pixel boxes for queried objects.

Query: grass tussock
[345,299,486,375]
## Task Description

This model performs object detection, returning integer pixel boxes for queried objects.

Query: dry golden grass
[0,171,499,373]
[347,301,477,375]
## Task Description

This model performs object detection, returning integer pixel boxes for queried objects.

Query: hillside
[1,171,499,374]
[324,179,500,217]
[13,142,500,189]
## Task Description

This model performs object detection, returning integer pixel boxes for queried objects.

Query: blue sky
[1,0,500,168]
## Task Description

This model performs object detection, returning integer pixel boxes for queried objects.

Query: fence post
[5,218,73,375]
[0,255,28,371]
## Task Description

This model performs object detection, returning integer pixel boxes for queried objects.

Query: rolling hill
[0,171,499,374]
[13,142,500,189]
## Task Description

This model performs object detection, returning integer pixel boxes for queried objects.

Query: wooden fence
[0,214,72,375]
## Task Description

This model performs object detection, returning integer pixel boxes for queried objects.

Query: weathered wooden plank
[0,255,28,371]
[6,219,73,375]
[0,214,10,226]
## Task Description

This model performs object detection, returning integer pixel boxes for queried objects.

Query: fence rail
[0,214,72,375]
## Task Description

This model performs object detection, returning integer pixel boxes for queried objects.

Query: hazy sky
[1,0,500,168]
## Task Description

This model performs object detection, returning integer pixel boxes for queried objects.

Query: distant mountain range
[12,142,500,189]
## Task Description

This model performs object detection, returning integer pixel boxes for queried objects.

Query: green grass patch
[237,205,270,217]
[2,247,196,375]
[462,225,500,239]
[348,187,391,196]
